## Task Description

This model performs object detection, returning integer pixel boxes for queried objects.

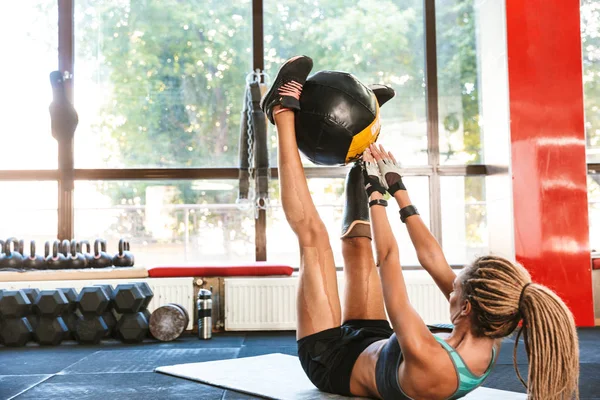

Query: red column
[506,0,594,326]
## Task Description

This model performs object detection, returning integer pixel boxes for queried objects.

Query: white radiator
[224,271,451,331]
[0,277,195,330]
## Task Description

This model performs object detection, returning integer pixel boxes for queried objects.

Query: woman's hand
[369,144,406,194]
[362,147,387,197]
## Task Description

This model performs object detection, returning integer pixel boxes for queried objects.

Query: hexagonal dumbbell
[136,282,153,309]
[115,312,149,343]
[33,290,70,345]
[76,287,110,315]
[58,288,79,340]
[34,290,69,317]
[21,288,40,331]
[94,285,115,306]
[0,317,33,347]
[0,290,31,318]
[74,315,108,344]
[34,316,68,346]
[0,290,33,346]
[21,288,41,304]
[136,282,154,327]
[114,284,145,313]
[74,287,110,344]
[94,285,117,338]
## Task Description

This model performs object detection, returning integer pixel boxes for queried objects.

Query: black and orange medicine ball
[295,71,390,166]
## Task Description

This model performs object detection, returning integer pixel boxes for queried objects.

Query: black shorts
[297,320,394,396]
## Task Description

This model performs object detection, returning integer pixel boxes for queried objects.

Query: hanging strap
[237,85,251,202]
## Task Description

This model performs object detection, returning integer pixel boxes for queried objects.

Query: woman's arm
[364,147,437,356]
[370,144,456,300]
[394,189,456,299]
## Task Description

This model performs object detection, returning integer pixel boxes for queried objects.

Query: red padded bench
[593,257,600,271]
[148,262,294,278]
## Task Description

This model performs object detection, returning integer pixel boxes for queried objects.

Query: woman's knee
[296,220,329,246]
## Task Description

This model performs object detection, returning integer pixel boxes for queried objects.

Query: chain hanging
[245,76,256,204]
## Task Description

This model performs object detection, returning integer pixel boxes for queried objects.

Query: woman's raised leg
[262,56,342,340]
[274,107,342,340]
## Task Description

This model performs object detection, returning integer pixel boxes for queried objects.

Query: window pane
[437,0,485,165]
[589,175,600,250]
[74,180,254,266]
[582,0,600,163]
[441,176,489,265]
[267,176,430,268]
[264,0,427,166]
[0,182,58,241]
[0,2,58,170]
[74,0,252,168]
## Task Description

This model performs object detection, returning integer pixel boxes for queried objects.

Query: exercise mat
[156,353,526,400]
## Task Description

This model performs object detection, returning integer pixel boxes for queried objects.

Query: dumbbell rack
[0,283,157,347]
[0,278,194,331]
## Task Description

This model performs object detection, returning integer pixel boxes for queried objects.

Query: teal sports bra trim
[430,336,496,400]
[375,332,496,400]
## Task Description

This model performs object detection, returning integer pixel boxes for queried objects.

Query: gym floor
[1,328,600,400]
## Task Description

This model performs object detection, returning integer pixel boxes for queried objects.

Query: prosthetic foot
[341,162,372,239]
[260,55,313,125]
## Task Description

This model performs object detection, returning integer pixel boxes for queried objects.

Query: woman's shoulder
[398,341,457,399]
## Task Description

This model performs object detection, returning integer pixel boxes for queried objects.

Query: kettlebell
[22,240,46,270]
[59,239,73,269]
[78,240,95,267]
[123,240,135,267]
[91,239,112,268]
[46,240,67,270]
[112,239,133,267]
[0,237,24,269]
[67,239,87,269]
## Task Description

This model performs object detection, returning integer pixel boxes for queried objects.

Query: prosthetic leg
[340,162,372,240]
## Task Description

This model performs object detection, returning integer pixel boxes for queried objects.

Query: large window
[74,0,252,168]
[3,0,514,268]
[0,1,58,170]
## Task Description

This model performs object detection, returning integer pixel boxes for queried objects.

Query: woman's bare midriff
[348,338,388,399]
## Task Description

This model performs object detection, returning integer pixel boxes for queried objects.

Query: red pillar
[506,0,594,326]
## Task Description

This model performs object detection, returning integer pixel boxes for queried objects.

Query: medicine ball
[295,71,393,166]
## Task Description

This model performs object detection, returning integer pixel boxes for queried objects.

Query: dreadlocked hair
[461,255,579,399]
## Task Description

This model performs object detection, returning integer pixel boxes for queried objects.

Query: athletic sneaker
[260,55,313,125]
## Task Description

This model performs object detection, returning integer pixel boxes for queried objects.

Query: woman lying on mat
[261,55,579,400]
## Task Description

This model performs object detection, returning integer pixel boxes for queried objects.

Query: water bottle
[197,288,212,340]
